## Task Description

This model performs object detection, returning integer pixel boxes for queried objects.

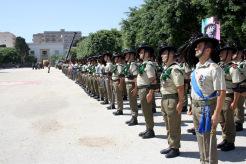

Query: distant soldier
[158,43,184,158]
[123,48,139,125]
[135,42,157,139]
[111,53,125,115]
[217,42,239,151]
[176,41,195,135]
[103,52,115,109]
[232,46,246,131]
[48,62,51,73]
[96,54,105,102]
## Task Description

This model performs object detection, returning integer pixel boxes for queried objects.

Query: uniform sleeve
[230,67,242,83]
[239,62,246,77]
[145,63,156,79]
[211,65,226,91]
[171,67,184,87]
[109,63,114,72]
[131,63,138,76]
[118,65,124,74]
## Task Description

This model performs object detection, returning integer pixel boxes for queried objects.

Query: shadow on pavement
[180,151,200,159]
[155,135,167,139]
[236,130,246,137]
[219,146,246,162]
[182,120,194,124]
[181,133,197,141]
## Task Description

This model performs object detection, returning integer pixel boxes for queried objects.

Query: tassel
[198,108,206,134]
[205,105,211,133]
[198,105,212,134]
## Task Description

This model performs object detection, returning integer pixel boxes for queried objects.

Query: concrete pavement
[0,68,245,164]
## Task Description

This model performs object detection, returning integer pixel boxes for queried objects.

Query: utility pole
[65,32,77,61]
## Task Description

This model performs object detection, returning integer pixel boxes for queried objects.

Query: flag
[202,17,220,41]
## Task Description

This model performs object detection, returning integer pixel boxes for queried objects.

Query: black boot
[100,100,109,105]
[142,129,155,139]
[217,140,227,149]
[138,130,148,137]
[221,142,235,151]
[182,106,188,112]
[160,147,171,154]
[235,122,243,132]
[152,108,156,113]
[125,118,132,124]
[187,128,196,135]
[123,95,127,101]
[107,104,116,109]
[165,148,180,158]
[113,110,123,115]
[128,117,138,126]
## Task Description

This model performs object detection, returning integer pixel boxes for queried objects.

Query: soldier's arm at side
[231,92,240,110]
[176,85,184,114]
[212,90,226,129]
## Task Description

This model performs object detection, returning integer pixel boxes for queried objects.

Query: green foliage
[15,37,30,64]
[76,37,91,58]
[75,0,245,55]
[121,0,201,50]
[49,54,64,66]
[76,29,122,58]
[70,47,77,61]
[121,0,246,50]
[25,55,37,64]
[0,48,19,64]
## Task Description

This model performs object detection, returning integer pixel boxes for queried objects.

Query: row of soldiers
[61,33,246,163]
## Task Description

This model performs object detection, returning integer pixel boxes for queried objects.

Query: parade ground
[0,68,245,164]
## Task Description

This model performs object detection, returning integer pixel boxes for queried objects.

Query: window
[30,50,35,55]
[42,50,47,55]
[55,50,59,54]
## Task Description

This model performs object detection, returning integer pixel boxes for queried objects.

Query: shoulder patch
[172,67,183,75]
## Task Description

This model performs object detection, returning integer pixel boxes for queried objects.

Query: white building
[28,29,81,61]
[0,32,16,47]
[28,42,64,61]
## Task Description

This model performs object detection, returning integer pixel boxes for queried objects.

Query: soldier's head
[113,53,122,64]
[123,48,136,62]
[190,33,219,63]
[97,54,104,64]
[232,44,244,62]
[219,41,236,62]
[103,52,112,62]
[159,43,177,64]
[137,42,154,60]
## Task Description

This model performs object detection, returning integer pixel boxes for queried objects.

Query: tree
[15,37,30,64]
[191,0,246,46]
[76,29,122,58]
[121,0,246,50]
[0,48,19,64]
[121,0,201,50]
[76,36,92,58]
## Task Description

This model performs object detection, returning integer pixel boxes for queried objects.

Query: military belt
[162,93,178,99]
[112,79,120,82]
[192,99,217,107]
[226,93,234,97]
[125,81,135,85]
[137,84,160,90]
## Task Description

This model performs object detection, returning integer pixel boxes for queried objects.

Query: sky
[0,0,144,42]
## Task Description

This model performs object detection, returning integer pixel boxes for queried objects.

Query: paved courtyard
[0,68,245,164]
